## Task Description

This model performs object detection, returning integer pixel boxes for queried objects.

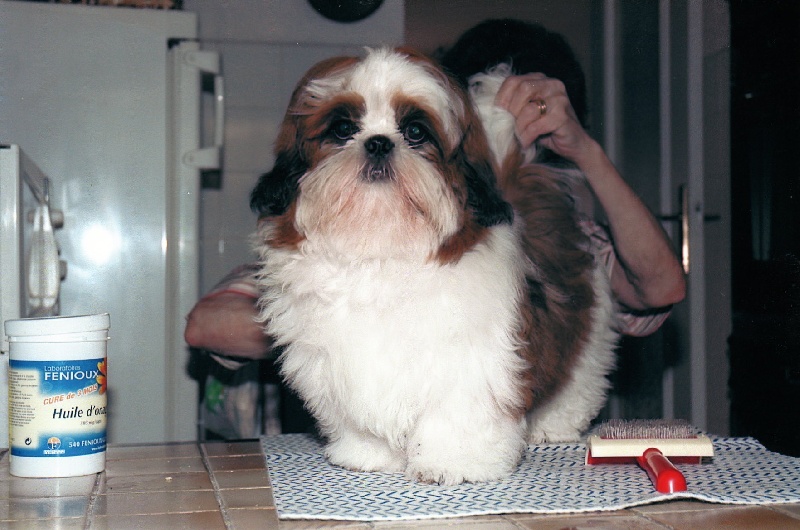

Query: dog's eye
[330,119,358,141]
[403,122,428,146]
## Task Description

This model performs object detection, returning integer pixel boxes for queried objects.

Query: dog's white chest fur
[258,224,530,484]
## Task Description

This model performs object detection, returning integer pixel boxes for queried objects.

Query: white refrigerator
[0,1,224,443]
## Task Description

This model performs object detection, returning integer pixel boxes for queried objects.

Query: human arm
[184,264,272,362]
[495,74,686,311]
[184,291,271,360]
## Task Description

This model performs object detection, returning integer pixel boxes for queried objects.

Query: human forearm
[495,73,685,310]
[577,141,686,310]
[184,292,272,359]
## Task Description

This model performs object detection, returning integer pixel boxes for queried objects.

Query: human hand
[494,73,594,165]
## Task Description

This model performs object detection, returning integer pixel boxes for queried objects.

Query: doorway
[597,0,731,436]
[728,0,800,456]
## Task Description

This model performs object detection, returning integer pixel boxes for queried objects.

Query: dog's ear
[457,103,514,227]
[396,48,512,228]
[250,83,308,217]
[250,55,361,218]
[408,56,513,228]
[249,149,306,217]
[250,107,309,216]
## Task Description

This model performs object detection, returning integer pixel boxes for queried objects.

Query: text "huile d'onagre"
[52,405,107,419]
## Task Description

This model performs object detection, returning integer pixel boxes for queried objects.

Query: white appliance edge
[0,1,222,443]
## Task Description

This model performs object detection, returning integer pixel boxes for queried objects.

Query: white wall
[182,0,405,293]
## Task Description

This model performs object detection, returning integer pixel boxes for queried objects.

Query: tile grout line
[200,443,235,529]
[768,504,800,521]
[633,509,678,530]
[83,471,106,530]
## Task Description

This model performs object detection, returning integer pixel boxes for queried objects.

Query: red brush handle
[636,448,688,493]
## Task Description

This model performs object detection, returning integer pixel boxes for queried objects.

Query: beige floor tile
[206,454,267,472]
[105,471,213,493]
[0,481,9,500]
[106,443,200,460]
[90,510,225,529]
[226,507,281,529]
[5,517,85,529]
[774,503,800,519]
[2,495,91,521]
[105,456,206,477]
[203,440,263,457]
[4,473,98,498]
[645,505,800,529]
[214,468,272,489]
[508,511,667,529]
[92,489,220,516]
[219,486,275,509]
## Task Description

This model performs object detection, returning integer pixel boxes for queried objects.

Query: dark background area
[728,0,800,456]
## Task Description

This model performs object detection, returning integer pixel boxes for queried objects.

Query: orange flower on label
[96,359,107,395]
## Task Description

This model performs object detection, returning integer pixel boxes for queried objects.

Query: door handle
[659,185,720,274]
[182,49,225,170]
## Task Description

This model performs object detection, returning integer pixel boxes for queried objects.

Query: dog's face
[251,48,512,262]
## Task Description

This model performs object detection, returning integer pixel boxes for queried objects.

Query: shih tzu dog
[250,48,617,485]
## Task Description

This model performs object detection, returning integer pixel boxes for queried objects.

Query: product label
[9,358,107,458]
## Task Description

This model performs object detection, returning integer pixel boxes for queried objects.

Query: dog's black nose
[364,135,394,160]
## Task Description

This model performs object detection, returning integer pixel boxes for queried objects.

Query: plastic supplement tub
[5,313,109,477]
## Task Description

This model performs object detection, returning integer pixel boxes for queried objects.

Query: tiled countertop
[1,441,800,529]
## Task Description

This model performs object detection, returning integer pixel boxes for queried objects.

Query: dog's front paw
[405,414,525,485]
[527,426,581,444]
[405,434,523,485]
[528,417,582,444]
[405,453,517,486]
[405,459,508,486]
[325,434,405,473]
[406,462,467,486]
[528,429,581,444]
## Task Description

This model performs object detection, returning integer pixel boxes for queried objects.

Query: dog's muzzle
[365,135,394,160]
[362,135,394,182]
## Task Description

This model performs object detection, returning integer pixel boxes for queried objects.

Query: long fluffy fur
[469,64,619,442]
[251,49,617,485]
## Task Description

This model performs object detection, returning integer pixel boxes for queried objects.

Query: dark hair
[440,19,588,128]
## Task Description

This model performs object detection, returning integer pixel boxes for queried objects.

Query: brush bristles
[595,419,697,440]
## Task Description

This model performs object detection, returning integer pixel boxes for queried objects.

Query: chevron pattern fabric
[261,434,800,521]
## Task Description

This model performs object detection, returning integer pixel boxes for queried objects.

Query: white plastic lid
[5,313,110,338]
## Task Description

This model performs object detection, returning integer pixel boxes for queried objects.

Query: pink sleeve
[202,263,260,300]
[581,220,671,337]
[199,263,262,370]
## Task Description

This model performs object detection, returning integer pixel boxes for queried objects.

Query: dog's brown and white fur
[468,63,618,444]
[251,48,617,485]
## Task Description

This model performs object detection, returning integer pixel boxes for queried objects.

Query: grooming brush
[585,419,714,494]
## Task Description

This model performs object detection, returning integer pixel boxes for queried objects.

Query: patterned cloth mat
[261,434,800,521]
